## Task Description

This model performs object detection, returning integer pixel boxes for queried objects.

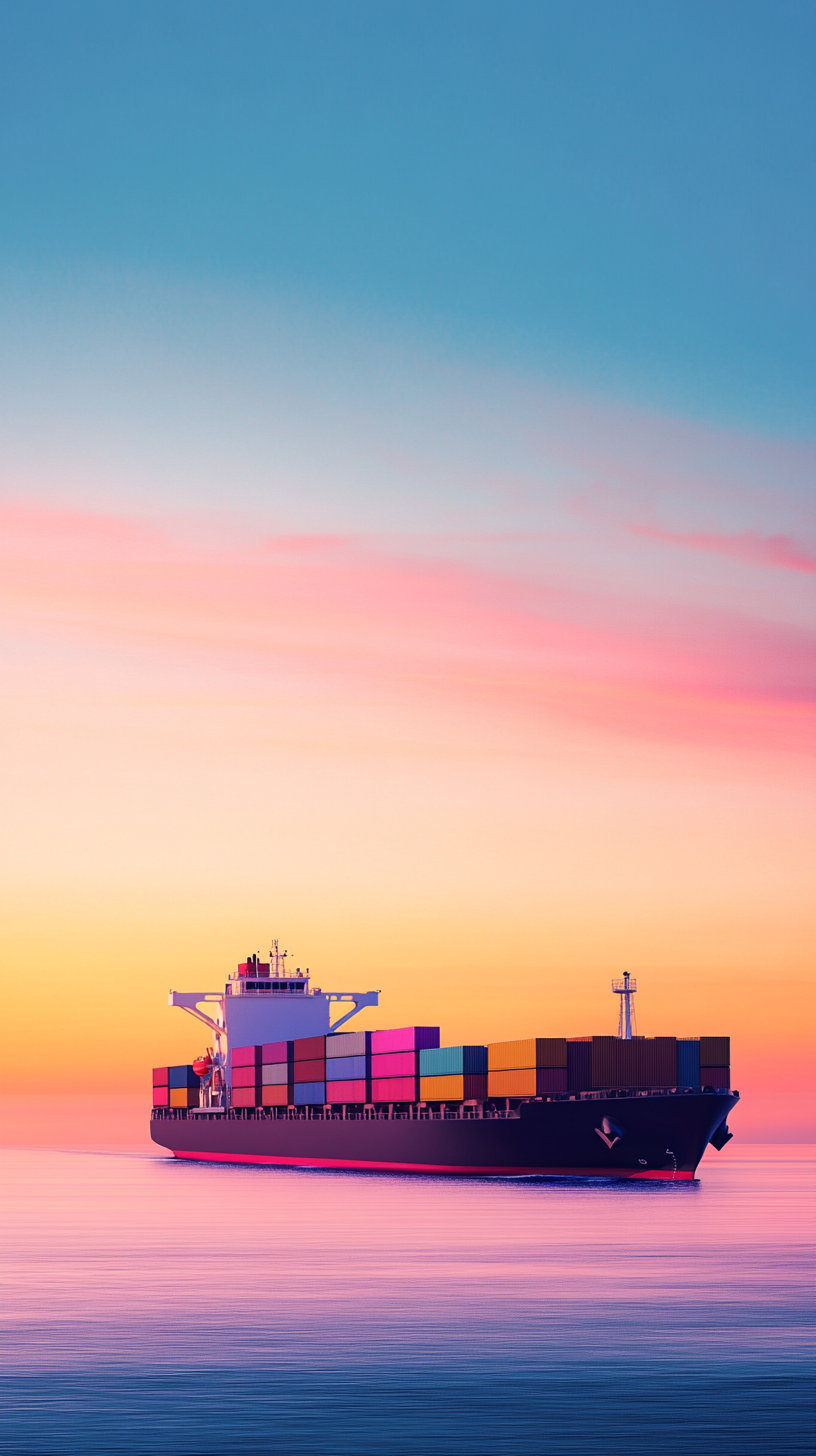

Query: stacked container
[260,1041,290,1107]
[419,1045,487,1102]
[152,1067,170,1108]
[370,1027,440,1102]
[487,1039,568,1098]
[293,1034,326,1105]
[700,1036,730,1089]
[326,1030,370,1104]
[677,1039,701,1088]
[160,1064,200,1109]
[590,1037,677,1091]
[231,1044,261,1108]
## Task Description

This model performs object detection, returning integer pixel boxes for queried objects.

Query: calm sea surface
[2,1144,813,1455]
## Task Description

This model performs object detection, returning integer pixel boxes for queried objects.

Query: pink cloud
[624,521,816,575]
[2,501,814,754]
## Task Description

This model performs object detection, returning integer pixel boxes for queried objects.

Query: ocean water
[2,1144,813,1455]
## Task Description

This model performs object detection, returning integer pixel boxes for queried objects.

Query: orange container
[261,1084,289,1106]
[487,1068,536,1098]
[169,1087,199,1109]
[487,1038,568,1070]
[420,1073,488,1102]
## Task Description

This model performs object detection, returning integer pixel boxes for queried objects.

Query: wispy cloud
[624,522,816,575]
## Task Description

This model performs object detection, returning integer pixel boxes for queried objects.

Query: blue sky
[1,0,813,433]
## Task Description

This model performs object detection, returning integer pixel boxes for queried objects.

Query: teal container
[419,1045,488,1076]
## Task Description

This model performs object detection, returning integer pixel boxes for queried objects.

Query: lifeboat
[192,1053,213,1078]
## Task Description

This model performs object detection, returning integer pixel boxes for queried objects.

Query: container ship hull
[151,1090,737,1181]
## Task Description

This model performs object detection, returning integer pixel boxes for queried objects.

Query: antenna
[612,972,637,1039]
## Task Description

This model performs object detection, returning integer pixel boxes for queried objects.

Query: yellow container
[169,1087,199,1108]
[487,1068,536,1098]
[420,1073,465,1102]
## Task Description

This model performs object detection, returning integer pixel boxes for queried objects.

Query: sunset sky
[1,1,814,1142]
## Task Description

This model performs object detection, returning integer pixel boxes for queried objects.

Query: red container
[262,1041,288,1065]
[371,1050,416,1079]
[326,1079,367,1103]
[231,1087,258,1108]
[700,1065,730,1088]
[152,1067,169,1087]
[537,1067,567,1095]
[152,1086,169,1107]
[232,1045,259,1068]
[261,1084,289,1107]
[232,1065,259,1088]
[293,1058,325,1083]
[293,1035,325,1062]
[371,1075,417,1102]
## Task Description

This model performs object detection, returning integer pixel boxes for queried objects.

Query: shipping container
[590,1037,677,1090]
[700,1037,730,1066]
[260,1084,289,1107]
[370,1027,440,1055]
[700,1066,730,1089]
[293,1058,325,1083]
[326,1079,368,1103]
[293,1035,326,1062]
[488,1068,536,1098]
[231,1045,259,1069]
[261,1062,288,1086]
[326,1030,371,1059]
[261,1041,288,1065]
[537,1067,567,1095]
[419,1073,488,1102]
[677,1040,701,1087]
[326,1054,367,1082]
[169,1086,199,1109]
[168,1064,200,1090]
[371,1075,418,1102]
[152,1086,169,1107]
[152,1067,169,1087]
[567,1041,592,1092]
[293,1081,326,1105]
[419,1045,488,1077]
[232,1065,259,1089]
[487,1038,568,1071]
[370,1050,416,1079]
[230,1087,258,1109]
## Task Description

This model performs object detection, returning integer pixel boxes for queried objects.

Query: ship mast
[612,972,637,1039]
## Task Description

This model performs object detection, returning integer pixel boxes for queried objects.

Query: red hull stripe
[170,1149,693,1180]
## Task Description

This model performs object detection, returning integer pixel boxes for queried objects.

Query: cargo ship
[150,945,737,1180]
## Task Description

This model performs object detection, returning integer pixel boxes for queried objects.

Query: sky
[1,1,814,1143]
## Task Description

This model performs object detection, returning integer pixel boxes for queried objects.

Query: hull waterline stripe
[169,1149,694,1179]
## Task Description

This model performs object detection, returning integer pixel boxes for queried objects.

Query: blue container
[293,1081,326,1105]
[168,1064,199,1089]
[677,1040,701,1088]
[326,1055,368,1081]
[419,1045,488,1077]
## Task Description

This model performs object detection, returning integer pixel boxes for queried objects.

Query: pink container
[232,1045,258,1068]
[231,1087,258,1108]
[371,1050,416,1078]
[371,1026,440,1055]
[262,1041,288,1065]
[326,1079,367,1103]
[232,1065,258,1088]
[152,1086,169,1107]
[152,1067,169,1087]
[371,1075,417,1102]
